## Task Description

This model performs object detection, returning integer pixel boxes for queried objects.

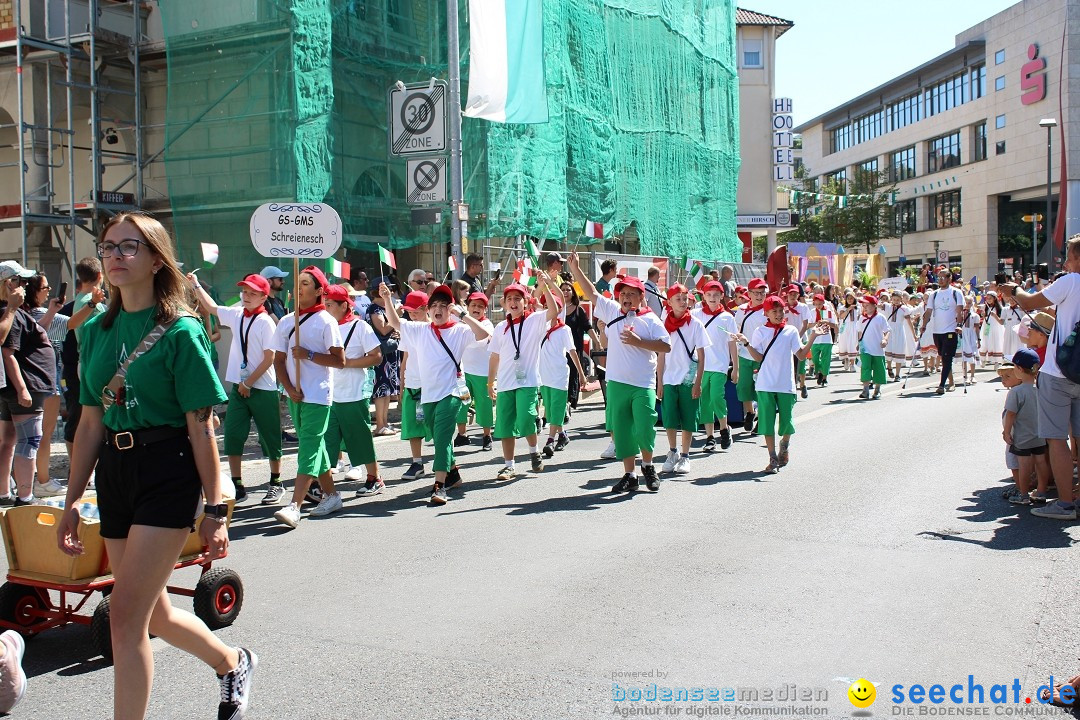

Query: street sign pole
[446,0,465,273]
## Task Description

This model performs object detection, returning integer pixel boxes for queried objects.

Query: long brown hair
[99,212,193,329]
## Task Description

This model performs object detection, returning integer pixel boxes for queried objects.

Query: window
[930,189,961,229]
[995,75,1005,91]
[996,140,1006,155]
[824,169,847,194]
[891,146,916,181]
[971,65,986,99]
[996,114,1006,129]
[891,199,916,235]
[927,131,961,174]
[742,37,763,68]
[974,122,987,162]
[859,158,878,175]
[995,49,1005,65]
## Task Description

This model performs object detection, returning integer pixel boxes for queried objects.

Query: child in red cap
[857,295,890,399]
[656,283,710,474]
[692,280,739,451]
[455,291,496,450]
[734,278,769,432]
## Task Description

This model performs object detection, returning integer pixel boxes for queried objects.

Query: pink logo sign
[1020,43,1047,105]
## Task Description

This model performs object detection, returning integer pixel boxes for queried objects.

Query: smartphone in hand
[57,281,68,304]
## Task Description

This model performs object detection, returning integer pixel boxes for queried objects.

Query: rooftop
[736,7,794,37]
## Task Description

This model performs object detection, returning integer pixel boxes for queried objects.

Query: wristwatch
[204,502,229,518]
[307,349,315,361]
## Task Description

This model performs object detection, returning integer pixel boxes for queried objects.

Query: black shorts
[1009,444,1048,457]
[97,432,202,539]
[0,391,49,420]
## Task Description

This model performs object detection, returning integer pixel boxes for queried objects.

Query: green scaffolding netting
[159,0,739,292]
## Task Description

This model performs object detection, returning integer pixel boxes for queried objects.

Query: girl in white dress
[980,291,1005,366]
[1001,297,1024,361]
[959,294,981,383]
[917,294,938,377]
[884,290,916,379]
[836,292,860,370]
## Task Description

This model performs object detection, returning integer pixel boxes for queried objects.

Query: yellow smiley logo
[848,678,876,708]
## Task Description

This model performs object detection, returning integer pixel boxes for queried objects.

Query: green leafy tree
[782,165,897,253]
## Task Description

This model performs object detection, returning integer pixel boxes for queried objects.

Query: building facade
[795,0,1077,280]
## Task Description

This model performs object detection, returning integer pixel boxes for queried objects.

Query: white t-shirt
[692,306,737,372]
[538,323,575,390]
[733,305,768,360]
[461,317,494,377]
[353,292,372,316]
[1040,272,1080,379]
[809,304,837,345]
[750,324,801,394]
[398,319,474,404]
[858,313,889,357]
[927,287,963,334]
[399,330,423,390]
[784,303,812,335]
[662,316,710,386]
[272,310,342,406]
[216,307,278,391]
[593,294,670,389]
[489,311,548,391]
[334,317,381,403]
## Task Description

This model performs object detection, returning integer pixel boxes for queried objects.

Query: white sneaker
[661,450,678,474]
[32,478,65,497]
[309,493,343,517]
[674,455,691,475]
[600,440,616,460]
[273,502,301,529]
[344,466,364,481]
[335,460,351,475]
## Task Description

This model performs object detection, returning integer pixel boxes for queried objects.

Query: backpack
[1055,318,1080,384]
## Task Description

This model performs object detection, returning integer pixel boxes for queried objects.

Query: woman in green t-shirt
[55,212,257,720]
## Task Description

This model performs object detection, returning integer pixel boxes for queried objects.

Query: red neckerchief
[473,314,487,323]
[862,310,877,320]
[337,310,355,326]
[815,306,823,322]
[544,320,566,343]
[765,319,786,330]
[701,301,725,316]
[243,305,267,318]
[664,309,692,333]
[297,303,325,316]
[742,303,764,314]
[787,300,800,311]
[431,318,457,332]
[503,312,526,333]
[633,306,652,315]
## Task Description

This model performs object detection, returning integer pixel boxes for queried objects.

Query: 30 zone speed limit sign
[389,82,447,156]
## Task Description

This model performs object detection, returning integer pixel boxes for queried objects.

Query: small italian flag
[378,244,396,270]
[448,255,459,272]
[200,242,219,266]
[583,220,603,239]
[514,257,538,286]
[329,258,351,280]
[525,237,540,265]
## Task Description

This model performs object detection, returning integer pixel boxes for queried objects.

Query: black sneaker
[282,430,298,443]
[642,464,660,492]
[401,462,426,481]
[12,497,32,507]
[542,440,555,459]
[481,435,492,451]
[453,434,471,448]
[445,467,462,490]
[554,432,569,451]
[530,452,544,473]
[304,483,322,504]
[742,412,755,432]
[719,427,732,450]
[703,436,716,452]
[234,484,247,502]
[612,473,639,493]
[800,386,808,399]
[430,482,447,505]
[0,495,14,507]
[218,647,258,720]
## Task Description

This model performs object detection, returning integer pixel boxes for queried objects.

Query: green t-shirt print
[79,308,227,431]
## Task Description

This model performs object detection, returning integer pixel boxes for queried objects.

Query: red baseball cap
[783,284,801,294]
[614,276,646,295]
[324,284,352,303]
[540,290,564,308]
[428,284,454,305]
[666,283,689,299]
[300,265,330,291]
[466,291,489,307]
[503,283,530,299]
[701,280,724,293]
[236,273,270,295]
[812,293,826,302]
[861,294,879,305]
[763,295,785,310]
[747,278,767,291]
[403,291,429,311]
[734,285,747,294]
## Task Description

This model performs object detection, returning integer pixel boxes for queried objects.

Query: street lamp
[1039,118,1057,273]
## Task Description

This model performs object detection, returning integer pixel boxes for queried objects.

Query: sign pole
[293,258,301,390]
[446,0,465,273]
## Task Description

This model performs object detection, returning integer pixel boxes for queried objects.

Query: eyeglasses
[411,279,425,286]
[97,238,146,258]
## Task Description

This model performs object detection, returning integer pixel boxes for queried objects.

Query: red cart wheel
[0,582,48,635]
[193,568,243,630]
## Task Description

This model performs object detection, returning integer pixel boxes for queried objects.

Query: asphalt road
[9,367,1080,719]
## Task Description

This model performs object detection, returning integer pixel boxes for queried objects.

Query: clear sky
[759,0,1022,126]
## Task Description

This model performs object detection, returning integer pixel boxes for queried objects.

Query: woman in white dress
[959,294,981,383]
[980,291,1005,366]
[1001,297,1024,361]
[884,291,915,379]
[836,292,860,371]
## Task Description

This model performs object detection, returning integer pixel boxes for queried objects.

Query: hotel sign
[738,214,776,226]
[1021,43,1047,105]
[772,97,794,182]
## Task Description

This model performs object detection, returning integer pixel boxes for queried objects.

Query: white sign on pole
[937,249,949,263]
[406,157,447,205]
[878,277,909,292]
[389,82,447,156]
[249,202,343,259]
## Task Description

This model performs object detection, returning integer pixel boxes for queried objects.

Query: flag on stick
[525,238,540,265]
[329,259,351,280]
[448,255,459,272]
[583,220,603,239]
[200,242,219,266]
[378,244,396,270]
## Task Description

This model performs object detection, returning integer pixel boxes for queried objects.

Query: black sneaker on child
[742,412,755,432]
[445,467,462,489]
[642,464,660,492]
[304,483,322,504]
[530,452,544,473]
[800,386,808,399]
[554,432,569,450]
[453,434,471,448]
[612,473,639,493]
[719,427,732,450]
[702,436,716,452]
[430,482,447,505]
[234,484,247,502]
[481,435,492,451]
[218,647,258,720]
[542,440,555,459]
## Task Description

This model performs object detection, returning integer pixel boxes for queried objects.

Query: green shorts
[400,388,431,440]
[325,400,376,468]
[423,394,463,472]
[736,356,759,402]
[811,344,833,377]
[494,386,539,439]
[661,383,699,431]
[456,372,494,428]
[223,386,282,459]
[287,400,331,478]
[699,371,728,427]
[540,385,568,428]
[606,380,657,460]
[860,353,887,385]
[795,356,807,377]
[756,391,796,437]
